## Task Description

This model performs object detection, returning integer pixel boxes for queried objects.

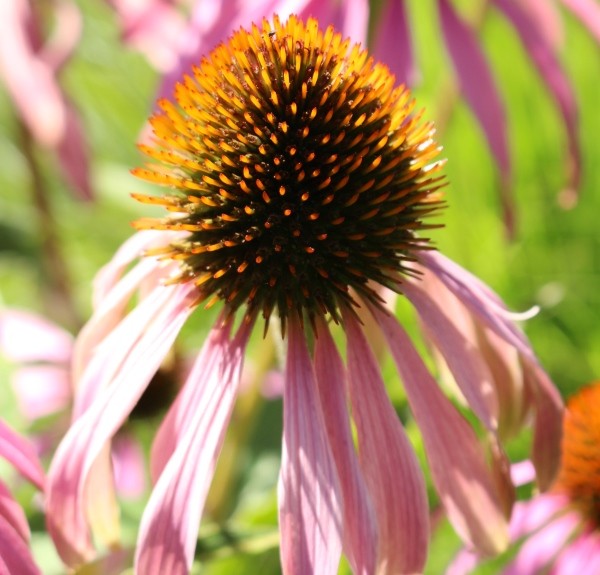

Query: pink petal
[38,0,82,72]
[149,314,233,482]
[371,305,509,555]
[46,284,194,566]
[344,311,429,573]
[438,0,510,178]
[11,365,71,420]
[509,493,569,540]
[313,320,377,575]
[0,421,45,490]
[57,101,93,201]
[112,434,147,499]
[522,0,565,48]
[278,320,342,575]
[510,460,536,487]
[403,279,498,432]
[372,0,419,86]
[551,530,600,574]
[135,319,250,575]
[494,0,581,198]
[0,514,41,575]
[74,281,184,416]
[297,0,369,43]
[0,481,30,542]
[0,309,72,364]
[504,510,579,575]
[560,0,600,43]
[446,547,481,575]
[0,0,66,147]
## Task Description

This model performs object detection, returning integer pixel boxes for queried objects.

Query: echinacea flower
[449,381,600,575]
[47,15,563,575]
[0,420,45,575]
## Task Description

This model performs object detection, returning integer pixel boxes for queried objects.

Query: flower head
[46,15,563,575]
[132,14,444,329]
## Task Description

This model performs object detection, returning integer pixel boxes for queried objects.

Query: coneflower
[46,15,563,575]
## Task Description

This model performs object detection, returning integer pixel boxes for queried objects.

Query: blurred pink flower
[45,15,563,575]
[0,0,92,199]
[0,308,147,500]
[448,382,600,575]
[0,420,45,575]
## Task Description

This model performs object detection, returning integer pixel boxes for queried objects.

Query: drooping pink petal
[446,547,481,575]
[494,0,581,199]
[438,0,511,220]
[74,281,184,416]
[46,284,195,566]
[278,320,342,575]
[503,510,579,575]
[0,421,45,490]
[37,0,82,72]
[0,0,66,147]
[523,360,563,490]
[560,0,600,43]
[11,365,71,421]
[522,0,564,48]
[0,514,41,575]
[372,0,419,86]
[510,460,536,487]
[135,319,250,575]
[0,481,30,542]
[0,309,72,364]
[313,320,377,575]
[149,314,233,482]
[551,529,600,574]
[344,311,429,574]
[402,279,498,432]
[297,0,369,44]
[371,305,509,555]
[112,434,147,498]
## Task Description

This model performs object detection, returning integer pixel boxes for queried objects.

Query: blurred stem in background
[19,120,81,331]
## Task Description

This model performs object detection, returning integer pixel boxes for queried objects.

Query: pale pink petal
[313,320,377,575]
[446,547,481,575]
[494,0,581,197]
[278,320,342,575]
[0,514,41,575]
[560,0,600,43]
[509,493,568,540]
[57,101,93,200]
[149,314,233,482]
[112,434,147,498]
[372,0,419,86]
[11,365,71,420]
[403,279,498,431]
[0,421,45,490]
[510,460,536,487]
[46,284,194,566]
[109,0,188,71]
[0,481,30,542]
[503,510,579,575]
[91,230,178,308]
[0,309,72,364]
[74,281,183,416]
[372,305,509,555]
[135,319,250,575]
[438,0,510,177]
[551,530,600,574]
[344,311,429,574]
[0,0,66,147]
